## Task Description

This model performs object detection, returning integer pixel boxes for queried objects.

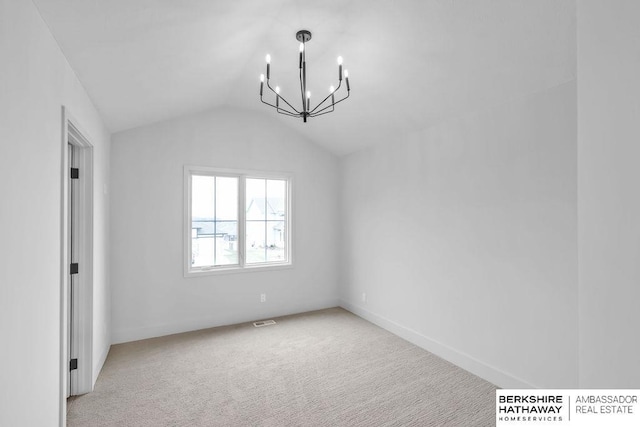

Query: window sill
[184,262,293,278]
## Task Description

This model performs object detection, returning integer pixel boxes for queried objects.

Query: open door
[67,143,80,396]
[61,108,94,417]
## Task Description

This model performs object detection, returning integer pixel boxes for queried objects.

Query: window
[185,166,291,276]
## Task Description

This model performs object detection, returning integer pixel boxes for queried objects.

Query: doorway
[60,107,94,415]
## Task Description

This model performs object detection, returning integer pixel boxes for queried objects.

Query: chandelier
[259,30,350,122]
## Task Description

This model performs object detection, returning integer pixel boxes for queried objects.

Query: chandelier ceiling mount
[295,29,312,43]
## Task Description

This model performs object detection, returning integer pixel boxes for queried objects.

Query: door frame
[60,106,94,423]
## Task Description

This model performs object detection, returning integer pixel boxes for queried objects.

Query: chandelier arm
[308,95,333,115]
[310,90,349,116]
[309,99,348,117]
[309,80,342,114]
[266,81,301,114]
[309,105,334,117]
[333,90,350,105]
[308,109,336,118]
[260,93,298,115]
[261,97,299,116]
[260,98,280,110]
[275,99,301,116]
[261,92,301,116]
[278,108,301,117]
[275,94,302,116]
[276,109,302,118]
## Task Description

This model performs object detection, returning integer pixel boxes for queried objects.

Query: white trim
[339,299,536,390]
[60,107,95,426]
[183,165,293,278]
[60,109,69,427]
[112,297,339,344]
[93,343,110,385]
[74,134,94,396]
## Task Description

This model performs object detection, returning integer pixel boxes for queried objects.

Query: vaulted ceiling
[33,0,575,155]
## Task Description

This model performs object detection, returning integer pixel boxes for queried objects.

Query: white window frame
[184,165,293,277]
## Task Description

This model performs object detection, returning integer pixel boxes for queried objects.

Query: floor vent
[253,319,276,327]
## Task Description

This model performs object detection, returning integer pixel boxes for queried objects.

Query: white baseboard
[112,298,340,344]
[339,299,536,390]
[92,343,110,389]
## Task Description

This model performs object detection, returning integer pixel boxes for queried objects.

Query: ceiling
[33,0,575,156]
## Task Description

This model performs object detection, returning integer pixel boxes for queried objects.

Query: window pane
[266,179,286,220]
[191,174,238,268]
[214,177,239,265]
[215,177,237,220]
[246,220,266,263]
[246,178,267,263]
[266,220,286,262]
[266,180,287,262]
[246,178,287,265]
[192,176,215,267]
[215,220,238,265]
[192,176,215,219]
[246,178,266,221]
[192,233,215,267]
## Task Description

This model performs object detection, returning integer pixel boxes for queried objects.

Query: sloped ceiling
[33,0,575,156]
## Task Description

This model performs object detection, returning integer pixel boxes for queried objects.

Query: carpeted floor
[67,307,496,426]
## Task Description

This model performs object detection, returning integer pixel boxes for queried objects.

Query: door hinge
[70,263,79,275]
[70,168,79,179]
[70,358,78,371]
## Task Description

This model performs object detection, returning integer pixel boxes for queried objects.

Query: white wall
[577,0,640,388]
[110,108,339,343]
[0,0,111,425]
[340,81,578,389]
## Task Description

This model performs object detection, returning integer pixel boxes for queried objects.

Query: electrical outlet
[362,293,367,303]
[260,293,266,303]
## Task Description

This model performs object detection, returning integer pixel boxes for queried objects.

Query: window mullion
[285,180,290,263]
[264,179,268,262]
[239,175,246,267]
[186,170,193,275]
[213,177,217,267]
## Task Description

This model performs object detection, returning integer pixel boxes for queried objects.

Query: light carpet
[68,307,496,426]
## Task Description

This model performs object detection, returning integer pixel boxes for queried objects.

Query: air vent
[253,319,276,327]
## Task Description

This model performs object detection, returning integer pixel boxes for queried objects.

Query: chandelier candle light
[259,30,350,122]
